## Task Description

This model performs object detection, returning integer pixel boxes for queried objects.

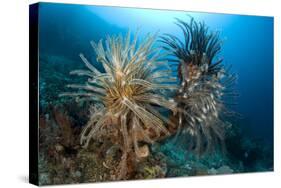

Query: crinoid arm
[161,17,238,155]
[61,31,178,179]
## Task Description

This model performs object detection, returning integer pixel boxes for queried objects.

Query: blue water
[38,3,273,149]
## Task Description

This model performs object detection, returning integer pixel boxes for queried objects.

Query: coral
[142,166,164,179]
[160,18,238,154]
[39,54,80,109]
[38,104,84,185]
[38,16,274,184]
[208,165,234,175]
[61,31,178,179]
[224,123,273,172]
[53,108,75,147]
[134,152,167,179]
[38,153,51,185]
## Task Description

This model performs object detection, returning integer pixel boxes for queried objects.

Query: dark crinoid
[160,17,238,155]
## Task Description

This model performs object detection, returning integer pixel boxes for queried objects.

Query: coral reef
[38,102,169,185]
[60,32,177,179]
[39,54,82,109]
[37,17,273,185]
[160,18,238,154]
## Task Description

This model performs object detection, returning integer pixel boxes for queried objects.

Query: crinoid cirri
[61,32,178,179]
[160,18,238,154]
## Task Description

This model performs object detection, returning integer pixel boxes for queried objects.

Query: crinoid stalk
[61,32,177,179]
[160,18,238,154]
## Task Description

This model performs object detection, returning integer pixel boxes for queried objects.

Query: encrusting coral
[61,32,178,179]
[160,18,238,154]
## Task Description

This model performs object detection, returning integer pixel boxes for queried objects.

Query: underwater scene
[36,2,273,185]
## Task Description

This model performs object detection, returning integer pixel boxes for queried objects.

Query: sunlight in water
[87,6,210,34]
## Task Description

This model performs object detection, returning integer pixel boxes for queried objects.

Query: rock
[136,145,150,158]
[216,165,234,174]
[55,144,64,152]
[39,173,50,185]
[207,168,217,175]
[75,171,82,177]
[208,165,234,175]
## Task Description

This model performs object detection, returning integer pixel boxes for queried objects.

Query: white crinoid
[61,32,177,178]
